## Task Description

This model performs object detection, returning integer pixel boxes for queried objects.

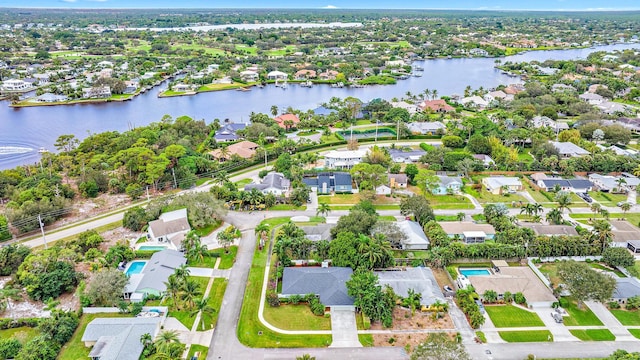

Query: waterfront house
[484,90,513,104]
[33,93,68,103]
[274,113,300,129]
[388,149,426,163]
[240,70,259,82]
[1,79,31,91]
[244,172,290,196]
[418,99,455,113]
[397,220,430,250]
[460,96,489,109]
[82,317,162,360]
[82,86,111,99]
[434,175,463,195]
[550,141,590,158]
[124,250,187,300]
[147,208,191,248]
[294,69,317,80]
[482,176,523,194]
[318,70,339,80]
[172,83,192,92]
[303,172,352,194]
[407,121,446,135]
[123,81,138,94]
[214,122,246,143]
[209,140,259,160]
[312,106,338,116]
[267,70,288,80]
[323,149,368,169]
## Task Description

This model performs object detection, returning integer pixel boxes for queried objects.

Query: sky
[0,0,639,10]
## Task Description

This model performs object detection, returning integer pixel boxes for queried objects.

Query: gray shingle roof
[281,267,354,306]
[132,250,186,294]
[539,178,593,189]
[245,172,290,192]
[82,317,161,360]
[614,277,640,300]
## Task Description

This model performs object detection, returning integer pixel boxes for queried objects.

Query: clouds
[322,4,337,8]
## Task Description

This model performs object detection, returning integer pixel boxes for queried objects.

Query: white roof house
[267,70,288,80]
[551,141,590,158]
[407,122,446,135]
[579,92,604,105]
[460,96,489,109]
[2,79,32,91]
[390,101,420,115]
[324,149,368,169]
[482,176,523,194]
[397,220,430,250]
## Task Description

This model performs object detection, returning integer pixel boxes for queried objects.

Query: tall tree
[557,261,616,308]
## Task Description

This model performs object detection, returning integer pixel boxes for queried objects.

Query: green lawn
[187,246,238,269]
[0,326,39,344]
[198,82,254,92]
[194,221,222,237]
[570,213,640,225]
[198,278,228,331]
[588,263,626,278]
[235,44,258,54]
[559,297,603,326]
[423,192,474,210]
[358,334,374,346]
[538,263,561,285]
[269,204,307,210]
[187,344,209,359]
[219,246,238,269]
[629,329,640,339]
[168,276,211,329]
[498,330,553,342]
[263,304,331,330]
[58,313,132,360]
[589,191,628,207]
[610,309,640,325]
[569,329,615,341]
[485,305,545,327]
[320,133,341,143]
[237,218,332,347]
[463,186,527,205]
[235,178,254,187]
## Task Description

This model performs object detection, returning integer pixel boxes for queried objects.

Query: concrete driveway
[329,307,361,348]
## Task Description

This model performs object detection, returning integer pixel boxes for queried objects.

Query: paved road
[468,342,640,360]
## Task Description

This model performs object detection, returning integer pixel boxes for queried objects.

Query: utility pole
[264,147,268,168]
[38,214,48,249]
[146,186,150,202]
[172,168,178,189]
[397,117,400,141]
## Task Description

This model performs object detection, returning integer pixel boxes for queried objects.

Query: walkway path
[463,193,483,210]
[585,301,637,341]
[329,308,361,347]
[531,307,579,342]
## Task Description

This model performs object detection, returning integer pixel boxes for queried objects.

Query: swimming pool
[138,245,168,251]
[460,269,491,277]
[125,261,147,276]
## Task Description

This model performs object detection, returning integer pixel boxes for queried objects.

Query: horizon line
[2,6,640,11]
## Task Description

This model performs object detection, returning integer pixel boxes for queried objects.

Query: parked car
[579,193,592,203]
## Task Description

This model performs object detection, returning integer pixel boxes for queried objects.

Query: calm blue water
[125,261,147,276]
[336,129,396,139]
[460,269,491,277]
[138,246,168,251]
[1,43,637,170]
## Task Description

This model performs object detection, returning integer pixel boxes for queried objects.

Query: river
[0,43,637,170]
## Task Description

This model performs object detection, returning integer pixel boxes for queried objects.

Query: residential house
[597,145,638,157]
[388,149,427,163]
[214,122,246,143]
[267,70,288,80]
[390,101,420,115]
[318,70,339,80]
[438,222,496,242]
[303,172,353,194]
[244,172,291,196]
[240,70,259,82]
[484,90,513,104]
[83,86,111,99]
[97,60,114,68]
[388,173,408,188]
[323,149,368,169]
[460,96,489,109]
[281,267,354,307]
[482,176,523,194]
[82,317,162,360]
[375,268,444,306]
[536,178,593,193]
[597,101,630,115]
[209,140,259,160]
[294,69,317,80]
[532,116,569,133]
[550,141,590,158]
[419,99,455,113]
[124,250,187,300]
[473,154,495,168]
[504,84,525,95]
[33,93,67,103]
[312,106,338,116]
[552,84,577,93]
[172,83,192,92]
[375,184,392,195]
[434,175,463,195]
[579,92,605,105]
[274,113,300,129]
[1,79,32,91]
[589,173,640,192]
[123,81,138,94]
[611,221,640,248]
[300,224,336,241]
[397,220,430,250]
[611,277,640,304]
[407,121,446,135]
[385,60,406,67]
[147,209,191,249]
[32,73,51,85]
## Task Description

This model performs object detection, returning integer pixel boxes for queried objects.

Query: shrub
[0,338,22,359]
[288,294,302,305]
[309,296,325,316]
[267,291,280,307]
[131,301,144,316]
[608,301,621,309]
[514,292,526,305]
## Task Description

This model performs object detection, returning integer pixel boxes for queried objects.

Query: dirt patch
[0,276,80,318]
[370,307,454,331]
[431,268,454,289]
[372,332,458,353]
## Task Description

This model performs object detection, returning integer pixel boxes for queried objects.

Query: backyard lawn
[485,305,545,327]
[463,186,527,205]
[610,309,640,325]
[0,326,39,344]
[569,329,615,341]
[263,304,331,330]
[559,297,603,326]
[498,330,553,342]
[237,218,332,348]
[58,313,131,360]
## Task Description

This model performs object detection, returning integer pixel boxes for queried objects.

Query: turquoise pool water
[138,246,168,251]
[125,261,147,276]
[460,269,491,277]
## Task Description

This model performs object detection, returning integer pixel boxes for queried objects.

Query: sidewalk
[584,301,636,341]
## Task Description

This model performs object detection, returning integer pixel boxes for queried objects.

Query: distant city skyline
[0,0,640,10]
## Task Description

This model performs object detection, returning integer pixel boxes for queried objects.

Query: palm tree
[181,279,202,310]
[191,297,216,331]
[296,355,316,360]
[163,275,182,307]
[546,207,563,225]
[404,288,422,317]
[600,208,610,220]
[621,202,632,218]
[616,178,627,193]
[456,212,466,221]
[188,240,208,264]
[591,220,613,253]
[590,203,602,216]
[270,105,279,117]
[255,223,270,239]
[555,193,572,213]
[153,330,181,354]
[633,164,640,177]
[532,203,543,217]
[140,333,153,348]
[173,264,190,282]
[214,170,229,185]
[316,202,331,217]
